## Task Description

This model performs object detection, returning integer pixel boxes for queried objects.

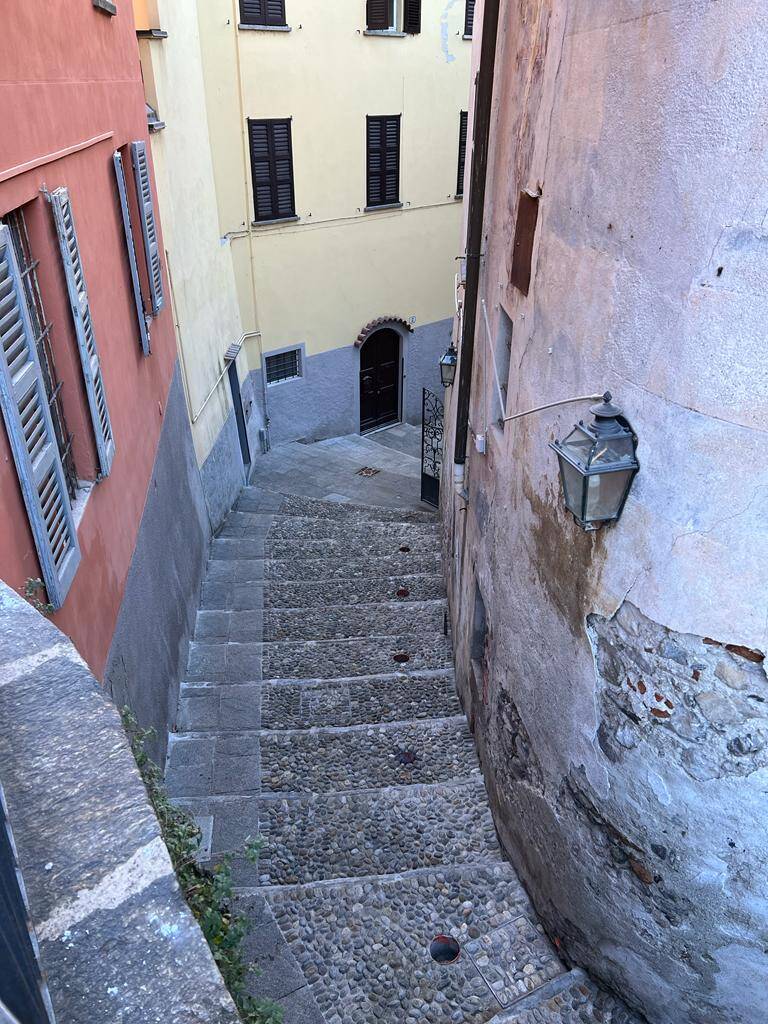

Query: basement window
[265,348,301,385]
[510,189,540,296]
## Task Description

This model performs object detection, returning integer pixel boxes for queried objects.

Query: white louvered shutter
[50,188,115,478]
[0,223,81,608]
[114,150,151,356]
[130,140,164,315]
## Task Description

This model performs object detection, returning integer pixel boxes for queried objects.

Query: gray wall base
[0,582,239,1024]
[200,408,246,533]
[104,364,210,765]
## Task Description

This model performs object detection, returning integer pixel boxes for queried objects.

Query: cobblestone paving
[264,575,445,609]
[167,481,643,1024]
[265,865,557,1024]
[260,718,479,793]
[264,600,445,642]
[260,672,460,728]
[256,782,498,884]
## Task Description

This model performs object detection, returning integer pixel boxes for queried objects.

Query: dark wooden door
[360,329,399,432]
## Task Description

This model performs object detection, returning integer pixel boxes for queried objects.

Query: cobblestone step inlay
[263,552,441,582]
[267,516,439,543]
[491,970,642,1024]
[261,863,557,1024]
[260,717,479,793]
[264,534,440,560]
[261,672,459,728]
[264,600,445,643]
[264,574,445,609]
[262,632,452,680]
[255,782,500,884]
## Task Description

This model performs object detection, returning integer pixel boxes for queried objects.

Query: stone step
[266,600,446,643]
[219,512,439,543]
[261,671,459,729]
[260,717,478,794]
[255,782,501,886]
[263,534,439,560]
[264,574,445,610]
[262,631,452,681]
[237,489,437,524]
[252,862,564,1024]
[488,970,643,1024]
[193,600,446,645]
[207,547,441,581]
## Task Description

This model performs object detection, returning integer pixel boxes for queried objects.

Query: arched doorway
[359,328,400,432]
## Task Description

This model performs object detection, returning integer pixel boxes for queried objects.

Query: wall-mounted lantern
[440,344,458,387]
[549,392,639,531]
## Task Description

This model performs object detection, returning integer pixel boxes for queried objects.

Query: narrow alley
[165,428,640,1024]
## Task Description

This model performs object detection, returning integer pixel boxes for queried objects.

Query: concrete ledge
[0,582,239,1023]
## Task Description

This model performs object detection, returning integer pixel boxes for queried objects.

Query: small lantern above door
[549,392,639,530]
[440,344,458,387]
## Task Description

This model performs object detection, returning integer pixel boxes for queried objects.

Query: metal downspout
[453,0,502,468]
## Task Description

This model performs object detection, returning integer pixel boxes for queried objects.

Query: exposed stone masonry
[165,483,642,1023]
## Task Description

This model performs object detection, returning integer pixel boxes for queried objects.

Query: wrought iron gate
[421,388,444,507]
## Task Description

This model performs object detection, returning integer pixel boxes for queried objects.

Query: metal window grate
[265,348,301,384]
[5,208,78,500]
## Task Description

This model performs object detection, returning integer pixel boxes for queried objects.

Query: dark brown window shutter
[464,0,475,36]
[248,118,296,222]
[240,0,286,27]
[456,111,468,196]
[367,0,390,30]
[366,115,400,208]
[510,191,540,295]
[403,0,421,33]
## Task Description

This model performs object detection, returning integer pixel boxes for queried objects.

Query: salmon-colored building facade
[0,1,212,754]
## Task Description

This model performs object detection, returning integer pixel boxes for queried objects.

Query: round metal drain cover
[430,934,461,964]
[399,545,411,553]
[396,587,410,598]
[393,653,410,663]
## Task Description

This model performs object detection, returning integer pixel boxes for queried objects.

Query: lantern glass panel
[559,458,586,518]
[584,468,634,522]
[560,425,594,468]
[590,434,634,466]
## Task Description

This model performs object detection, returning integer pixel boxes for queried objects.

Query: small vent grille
[265,349,301,385]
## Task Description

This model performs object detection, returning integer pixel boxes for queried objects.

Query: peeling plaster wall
[442,2,768,1022]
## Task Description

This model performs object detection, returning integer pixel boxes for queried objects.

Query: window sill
[463,33,473,40]
[364,202,403,213]
[266,375,302,387]
[364,29,407,37]
[251,215,300,227]
[239,23,292,32]
[92,0,117,14]
[72,481,95,531]
[454,193,464,201]
[137,28,168,39]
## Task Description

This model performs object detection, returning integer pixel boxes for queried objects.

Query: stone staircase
[165,485,641,1024]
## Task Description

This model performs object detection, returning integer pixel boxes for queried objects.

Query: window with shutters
[3,209,78,499]
[367,0,395,30]
[114,150,151,356]
[130,141,165,316]
[366,115,401,209]
[265,348,301,385]
[239,0,287,27]
[0,216,81,608]
[464,0,475,36]
[456,111,468,197]
[248,119,297,223]
[50,188,116,479]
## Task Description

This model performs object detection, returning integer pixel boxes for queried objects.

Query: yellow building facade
[197,0,473,444]
[133,0,258,527]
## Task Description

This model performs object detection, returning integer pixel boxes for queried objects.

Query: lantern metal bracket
[502,393,605,422]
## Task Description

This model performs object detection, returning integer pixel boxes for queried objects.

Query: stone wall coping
[0,582,239,1023]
